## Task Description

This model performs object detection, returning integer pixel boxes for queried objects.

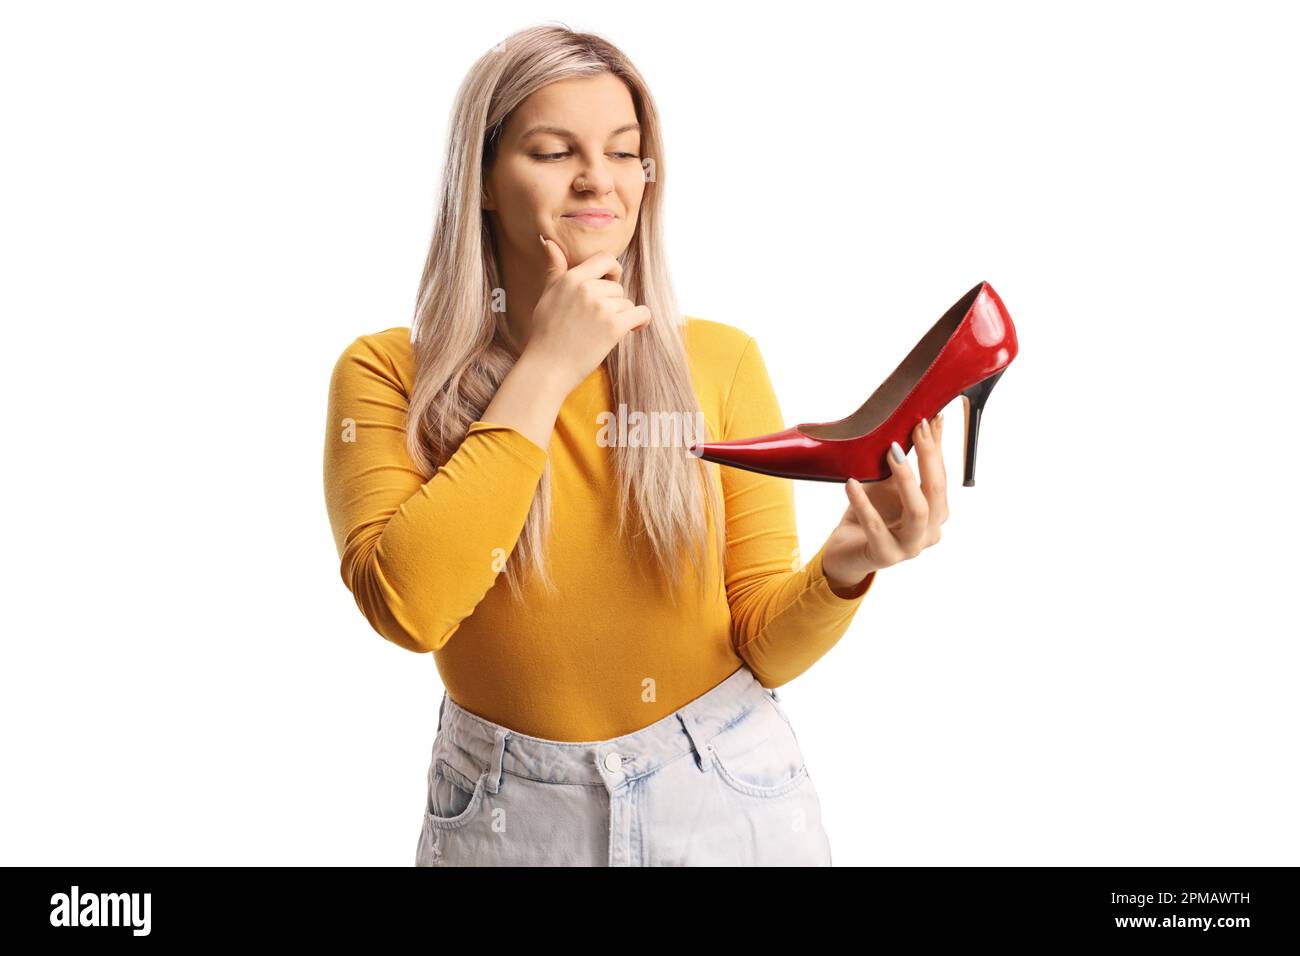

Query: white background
[2,0,1296,866]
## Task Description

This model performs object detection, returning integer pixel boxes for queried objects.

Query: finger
[584,278,631,299]
[934,413,948,521]
[619,304,652,332]
[845,478,904,566]
[539,235,569,283]
[885,440,930,557]
[912,416,949,529]
[569,250,624,284]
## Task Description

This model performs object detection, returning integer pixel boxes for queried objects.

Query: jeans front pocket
[416,755,490,866]
[696,695,831,865]
[705,699,810,799]
[425,757,488,828]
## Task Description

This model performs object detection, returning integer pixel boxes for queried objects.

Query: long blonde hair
[405,23,727,603]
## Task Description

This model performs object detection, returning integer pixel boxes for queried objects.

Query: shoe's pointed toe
[689,426,855,482]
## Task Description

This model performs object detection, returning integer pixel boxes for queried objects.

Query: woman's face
[483,73,645,268]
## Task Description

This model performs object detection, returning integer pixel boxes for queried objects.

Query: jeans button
[603,752,623,772]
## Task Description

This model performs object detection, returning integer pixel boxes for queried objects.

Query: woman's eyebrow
[519,123,641,139]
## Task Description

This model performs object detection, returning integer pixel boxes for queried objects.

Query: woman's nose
[574,164,615,194]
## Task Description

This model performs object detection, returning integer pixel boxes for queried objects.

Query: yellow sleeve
[322,334,549,654]
[719,336,877,689]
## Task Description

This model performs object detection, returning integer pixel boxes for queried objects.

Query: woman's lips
[563,213,616,228]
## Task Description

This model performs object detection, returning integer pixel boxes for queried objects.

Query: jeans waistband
[432,664,780,795]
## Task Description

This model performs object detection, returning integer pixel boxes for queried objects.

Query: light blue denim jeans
[414,663,832,866]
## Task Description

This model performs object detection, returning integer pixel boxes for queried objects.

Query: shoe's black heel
[959,368,1006,487]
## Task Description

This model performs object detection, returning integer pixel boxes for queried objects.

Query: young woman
[322,24,948,866]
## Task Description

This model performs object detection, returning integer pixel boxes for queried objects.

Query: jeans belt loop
[676,712,713,774]
[487,728,509,794]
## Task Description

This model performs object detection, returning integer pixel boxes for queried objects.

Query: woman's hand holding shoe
[818,413,948,597]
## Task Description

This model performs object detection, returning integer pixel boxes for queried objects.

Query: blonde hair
[405,23,726,603]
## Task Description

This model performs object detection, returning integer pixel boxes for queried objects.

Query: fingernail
[890,441,904,463]
[921,417,930,437]
[538,234,546,247]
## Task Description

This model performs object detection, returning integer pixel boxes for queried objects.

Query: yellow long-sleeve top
[323,316,877,741]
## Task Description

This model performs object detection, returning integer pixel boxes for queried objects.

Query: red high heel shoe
[689,280,1018,485]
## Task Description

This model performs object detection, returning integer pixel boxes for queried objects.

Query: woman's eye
[531,152,640,161]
